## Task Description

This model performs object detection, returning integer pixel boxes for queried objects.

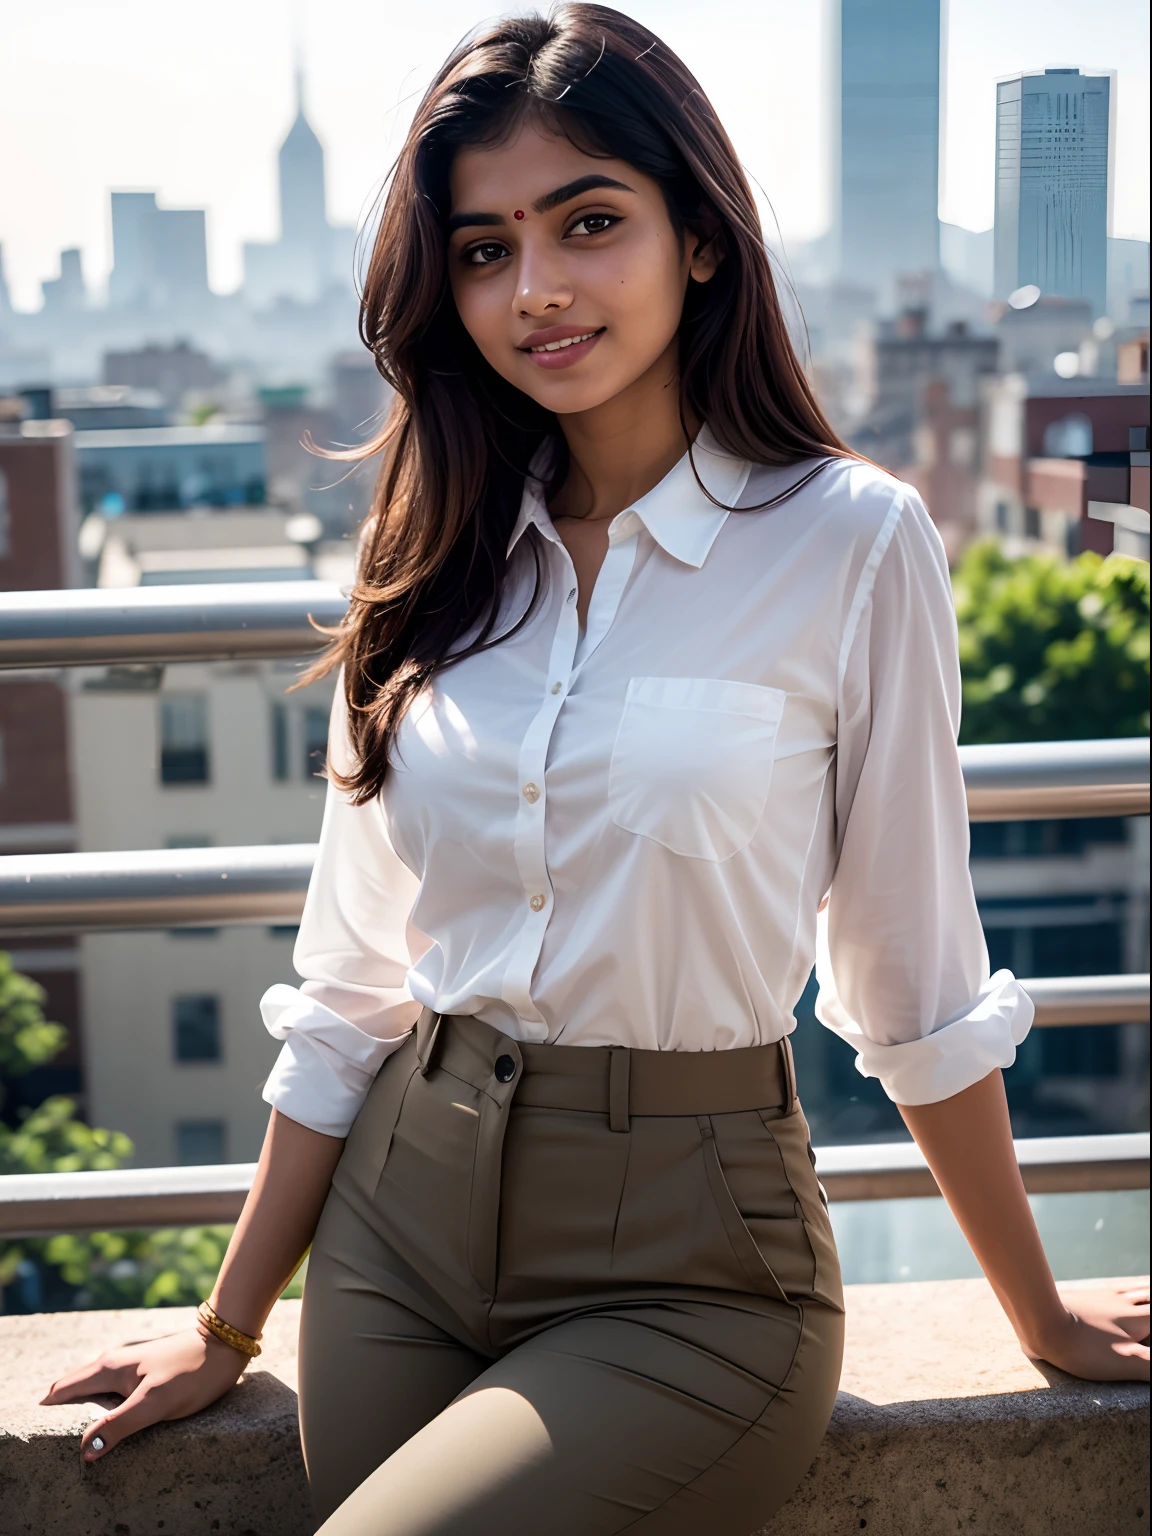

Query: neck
[552,339,696,522]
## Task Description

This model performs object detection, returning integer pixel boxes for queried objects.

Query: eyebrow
[447,174,636,234]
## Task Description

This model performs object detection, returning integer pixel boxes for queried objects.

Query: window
[271,701,290,782]
[173,994,221,1062]
[303,706,328,779]
[175,1120,227,1165]
[160,695,210,785]
[1042,413,1093,458]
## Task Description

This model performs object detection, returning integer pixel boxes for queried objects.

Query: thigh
[300,1186,488,1524]
[314,1297,843,1536]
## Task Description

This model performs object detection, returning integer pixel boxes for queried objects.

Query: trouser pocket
[757,1106,844,1312]
[698,1115,791,1304]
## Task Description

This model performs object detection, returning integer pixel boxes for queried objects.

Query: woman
[45,8,1149,1533]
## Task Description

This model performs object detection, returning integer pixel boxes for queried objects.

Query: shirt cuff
[815,970,1035,1107]
[259,983,414,1138]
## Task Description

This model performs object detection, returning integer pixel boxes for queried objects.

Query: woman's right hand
[41,1326,248,1462]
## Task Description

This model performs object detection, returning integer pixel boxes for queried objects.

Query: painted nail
[90,1436,104,1453]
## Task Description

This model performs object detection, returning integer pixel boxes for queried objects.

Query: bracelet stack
[197,1300,262,1359]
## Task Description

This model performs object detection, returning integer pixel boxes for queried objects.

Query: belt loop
[608,1047,631,1133]
[781,1033,797,1112]
[416,1009,443,1077]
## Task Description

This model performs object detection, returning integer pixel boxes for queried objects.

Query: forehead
[448,121,635,210]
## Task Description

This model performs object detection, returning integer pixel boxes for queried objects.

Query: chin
[519,374,627,416]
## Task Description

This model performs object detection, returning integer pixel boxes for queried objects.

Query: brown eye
[568,214,618,237]
[467,241,509,266]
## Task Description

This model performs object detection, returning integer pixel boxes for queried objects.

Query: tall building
[40,249,87,314]
[994,69,1112,317]
[108,192,210,311]
[839,0,941,294]
[243,71,356,308]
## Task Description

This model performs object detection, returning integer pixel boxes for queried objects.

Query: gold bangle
[197,1300,262,1358]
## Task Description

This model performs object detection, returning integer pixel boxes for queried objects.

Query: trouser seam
[613,1299,808,1535]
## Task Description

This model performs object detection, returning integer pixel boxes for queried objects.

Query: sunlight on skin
[447,119,722,623]
[447,122,720,524]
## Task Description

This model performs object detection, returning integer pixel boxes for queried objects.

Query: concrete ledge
[1,1278,1147,1536]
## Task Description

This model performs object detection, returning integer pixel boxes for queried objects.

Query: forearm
[898,1069,1065,1353]
[208,1108,344,1338]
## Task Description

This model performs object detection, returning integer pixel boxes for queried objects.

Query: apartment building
[67,507,344,1167]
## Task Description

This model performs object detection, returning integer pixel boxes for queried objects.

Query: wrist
[1013,1299,1072,1359]
[207,1287,271,1342]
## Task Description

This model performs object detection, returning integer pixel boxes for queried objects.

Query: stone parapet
[1,1277,1147,1536]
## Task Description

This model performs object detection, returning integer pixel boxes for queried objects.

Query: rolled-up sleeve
[814,488,1033,1106]
[260,680,424,1136]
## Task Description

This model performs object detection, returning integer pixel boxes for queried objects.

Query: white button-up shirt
[260,433,1033,1136]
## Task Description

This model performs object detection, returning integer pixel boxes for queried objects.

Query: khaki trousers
[301,1014,845,1535]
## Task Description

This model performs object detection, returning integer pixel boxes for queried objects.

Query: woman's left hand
[1021,1282,1150,1381]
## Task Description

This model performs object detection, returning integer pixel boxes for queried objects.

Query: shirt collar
[507,426,751,569]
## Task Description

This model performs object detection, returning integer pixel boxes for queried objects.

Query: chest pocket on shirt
[608,677,787,861]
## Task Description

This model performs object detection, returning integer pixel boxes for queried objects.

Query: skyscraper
[41,249,87,313]
[108,193,209,310]
[243,70,355,308]
[839,0,942,294]
[994,69,1112,317]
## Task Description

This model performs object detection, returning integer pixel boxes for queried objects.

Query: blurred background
[0,0,1148,1310]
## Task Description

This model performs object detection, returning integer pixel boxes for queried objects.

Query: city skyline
[1,0,1148,311]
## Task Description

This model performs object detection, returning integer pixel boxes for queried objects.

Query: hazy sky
[1,0,1148,309]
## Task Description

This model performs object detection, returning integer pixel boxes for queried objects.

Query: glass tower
[994,69,1112,316]
[839,0,942,292]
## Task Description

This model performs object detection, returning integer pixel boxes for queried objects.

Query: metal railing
[961,737,1149,820]
[1,1133,1146,1238]
[0,581,347,669]
[0,585,1149,1229]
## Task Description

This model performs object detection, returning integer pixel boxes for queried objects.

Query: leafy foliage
[0,953,67,1113]
[0,954,251,1311]
[953,544,1150,745]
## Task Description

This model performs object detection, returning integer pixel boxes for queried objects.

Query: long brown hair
[309,3,848,802]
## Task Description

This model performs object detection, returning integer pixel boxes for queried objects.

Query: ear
[685,217,724,285]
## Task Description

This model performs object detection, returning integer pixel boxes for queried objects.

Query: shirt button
[494,1054,517,1083]
[551,682,562,695]
[522,782,540,803]
[529,893,546,912]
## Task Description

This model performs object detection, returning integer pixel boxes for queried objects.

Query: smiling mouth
[524,329,603,354]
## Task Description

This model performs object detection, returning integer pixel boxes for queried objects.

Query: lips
[518,324,605,370]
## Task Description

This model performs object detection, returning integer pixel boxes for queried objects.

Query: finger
[42,1353,139,1406]
[82,1381,165,1461]
[1110,1339,1151,1378]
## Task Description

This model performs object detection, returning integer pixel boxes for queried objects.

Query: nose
[514,241,574,319]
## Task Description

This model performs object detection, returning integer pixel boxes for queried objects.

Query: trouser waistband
[414,1011,796,1132]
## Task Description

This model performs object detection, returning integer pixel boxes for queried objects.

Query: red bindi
[513,209,525,220]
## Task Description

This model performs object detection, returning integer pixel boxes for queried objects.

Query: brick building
[0,418,85,1112]
[979,379,1150,560]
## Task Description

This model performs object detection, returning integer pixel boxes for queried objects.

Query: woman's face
[447,122,718,418]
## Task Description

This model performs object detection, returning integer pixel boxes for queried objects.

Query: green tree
[953,543,1150,746]
[0,952,68,1110]
[0,952,243,1311]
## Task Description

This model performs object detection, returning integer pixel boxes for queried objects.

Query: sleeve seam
[835,488,908,704]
